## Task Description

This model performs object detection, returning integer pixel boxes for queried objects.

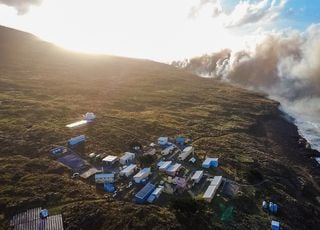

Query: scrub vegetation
[0,26,319,229]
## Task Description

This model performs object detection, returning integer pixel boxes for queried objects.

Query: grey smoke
[0,0,43,15]
[173,23,320,117]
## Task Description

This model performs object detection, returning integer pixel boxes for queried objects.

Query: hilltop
[0,25,319,229]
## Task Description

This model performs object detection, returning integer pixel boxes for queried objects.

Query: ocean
[279,102,320,152]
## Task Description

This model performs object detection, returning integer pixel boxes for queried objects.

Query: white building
[119,164,137,177]
[161,145,174,156]
[133,168,151,183]
[191,170,204,183]
[83,112,96,121]
[178,146,193,161]
[120,152,135,165]
[210,176,222,186]
[152,185,164,198]
[203,176,223,202]
[158,161,172,172]
[102,155,118,165]
[166,163,182,176]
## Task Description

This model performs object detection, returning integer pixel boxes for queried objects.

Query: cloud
[224,0,288,28]
[190,0,288,28]
[0,0,43,15]
[188,0,222,18]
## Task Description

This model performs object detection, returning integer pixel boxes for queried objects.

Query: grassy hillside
[0,25,319,229]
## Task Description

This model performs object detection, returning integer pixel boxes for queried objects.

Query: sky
[0,0,319,62]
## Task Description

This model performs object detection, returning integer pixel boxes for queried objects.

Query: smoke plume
[0,0,43,15]
[173,24,320,149]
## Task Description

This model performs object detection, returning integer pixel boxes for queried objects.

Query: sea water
[279,103,320,152]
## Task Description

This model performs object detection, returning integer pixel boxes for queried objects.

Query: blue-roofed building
[95,173,115,183]
[175,137,185,145]
[134,183,156,204]
[158,137,168,146]
[68,135,86,146]
[271,220,280,230]
[202,157,219,168]
[269,202,278,214]
[158,161,172,172]
[104,182,115,193]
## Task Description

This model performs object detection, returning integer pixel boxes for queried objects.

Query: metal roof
[120,152,135,160]
[95,173,114,179]
[134,168,151,178]
[10,208,64,230]
[102,155,118,162]
[203,157,218,165]
[159,161,172,170]
[166,163,181,173]
[210,176,222,186]
[120,164,137,173]
[191,170,204,180]
[135,183,156,200]
[203,185,218,199]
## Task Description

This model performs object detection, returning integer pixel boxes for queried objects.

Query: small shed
[202,157,219,168]
[158,161,172,172]
[83,112,96,121]
[133,168,151,183]
[166,163,182,176]
[120,152,135,165]
[158,137,168,146]
[269,202,278,213]
[104,182,115,193]
[95,173,115,183]
[262,200,268,209]
[191,170,204,183]
[271,220,280,230]
[178,146,193,161]
[134,183,156,204]
[68,135,86,146]
[119,164,137,177]
[102,155,118,166]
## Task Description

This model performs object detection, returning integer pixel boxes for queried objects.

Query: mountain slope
[0,25,319,229]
